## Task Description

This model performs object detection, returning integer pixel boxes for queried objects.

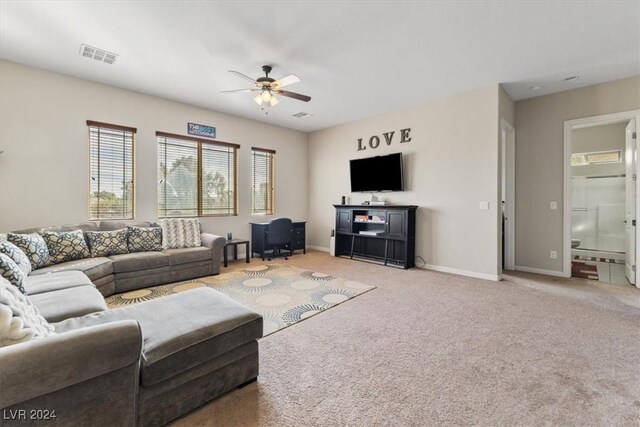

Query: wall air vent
[292,112,313,119]
[79,44,118,64]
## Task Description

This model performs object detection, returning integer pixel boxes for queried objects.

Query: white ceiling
[1,1,638,133]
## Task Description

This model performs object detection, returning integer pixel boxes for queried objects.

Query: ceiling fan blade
[272,74,301,88]
[221,88,259,93]
[228,70,257,83]
[276,89,311,102]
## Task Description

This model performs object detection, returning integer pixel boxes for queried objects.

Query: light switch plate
[479,202,490,210]
[550,250,557,259]
[550,201,558,210]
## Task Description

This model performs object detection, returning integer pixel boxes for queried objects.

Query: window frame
[87,120,136,220]
[251,147,276,215]
[156,131,239,218]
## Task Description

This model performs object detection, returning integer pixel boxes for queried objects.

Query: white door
[501,122,516,271]
[625,119,636,284]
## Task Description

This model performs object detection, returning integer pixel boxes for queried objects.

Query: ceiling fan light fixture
[261,89,272,102]
[254,94,263,106]
[269,95,279,107]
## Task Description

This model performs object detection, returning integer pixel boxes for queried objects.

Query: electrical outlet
[479,201,490,210]
[550,251,557,259]
[550,201,558,210]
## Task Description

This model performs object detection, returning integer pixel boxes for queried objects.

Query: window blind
[88,121,135,220]
[157,132,238,217]
[251,148,275,214]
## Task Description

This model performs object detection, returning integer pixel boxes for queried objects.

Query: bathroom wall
[571,122,627,177]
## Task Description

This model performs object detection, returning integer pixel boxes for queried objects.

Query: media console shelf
[333,205,418,269]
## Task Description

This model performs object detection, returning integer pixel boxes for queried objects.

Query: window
[251,148,275,215]
[571,150,622,167]
[88,120,135,220]
[157,132,238,217]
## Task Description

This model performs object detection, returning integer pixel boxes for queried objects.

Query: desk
[250,221,306,260]
[223,239,250,267]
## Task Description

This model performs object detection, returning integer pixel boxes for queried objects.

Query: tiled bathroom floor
[595,262,630,285]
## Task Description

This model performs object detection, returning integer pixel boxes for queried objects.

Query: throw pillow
[127,226,162,253]
[7,233,50,269]
[0,277,54,347]
[86,229,129,257]
[0,253,27,295]
[41,230,91,265]
[0,241,32,275]
[160,218,202,249]
[0,233,6,242]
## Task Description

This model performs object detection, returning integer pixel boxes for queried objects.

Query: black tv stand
[333,205,417,269]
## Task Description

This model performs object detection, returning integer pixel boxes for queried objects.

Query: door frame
[500,119,516,271]
[563,109,640,281]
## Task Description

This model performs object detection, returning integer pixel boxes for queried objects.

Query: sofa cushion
[110,252,169,273]
[0,253,27,295]
[99,220,151,231]
[0,241,32,275]
[41,230,91,264]
[54,288,263,386]
[24,271,94,295]
[7,233,50,269]
[86,229,129,257]
[128,226,162,253]
[29,257,113,282]
[30,286,107,323]
[0,277,54,347]
[160,218,201,249]
[162,247,212,266]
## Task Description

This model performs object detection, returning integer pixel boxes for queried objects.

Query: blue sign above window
[187,122,216,139]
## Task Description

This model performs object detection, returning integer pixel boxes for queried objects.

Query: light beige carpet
[170,251,640,427]
[106,263,374,335]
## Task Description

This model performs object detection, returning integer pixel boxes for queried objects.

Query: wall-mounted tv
[350,153,404,192]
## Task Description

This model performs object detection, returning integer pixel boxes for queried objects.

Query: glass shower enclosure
[571,175,626,253]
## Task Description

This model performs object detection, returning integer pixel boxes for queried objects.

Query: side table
[224,239,250,267]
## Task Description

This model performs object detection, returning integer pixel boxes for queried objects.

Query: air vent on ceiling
[79,44,118,64]
[292,112,313,119]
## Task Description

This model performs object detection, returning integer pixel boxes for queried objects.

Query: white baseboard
[306,245,330,253]
[515,265,567,278]
[421,264,500,282]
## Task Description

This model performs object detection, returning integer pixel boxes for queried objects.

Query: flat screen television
[350,153,404,192]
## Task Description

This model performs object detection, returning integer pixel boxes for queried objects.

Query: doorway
[500,119,516,272]
[564,110,639,287]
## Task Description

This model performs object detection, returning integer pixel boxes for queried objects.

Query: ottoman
[54,287,263,426]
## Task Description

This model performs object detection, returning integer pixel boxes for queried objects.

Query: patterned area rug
[571,260,599,280]
[105,264,375,336]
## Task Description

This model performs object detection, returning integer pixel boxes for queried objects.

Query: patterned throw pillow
[0,277,54,347]
[0,253,27,295]
[7,233,50,269]
[0,241,32,275]
[159,218,202,249]
[128,226,162,253]
[86,229,129,257]
[41,230,91,265]
[0,234,6,242]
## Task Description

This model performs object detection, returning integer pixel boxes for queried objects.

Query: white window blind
[157,132,238,217]
[88,121,135,220]
[251,147,275,215]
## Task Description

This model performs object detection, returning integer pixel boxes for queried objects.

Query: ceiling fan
[222,65,311,107]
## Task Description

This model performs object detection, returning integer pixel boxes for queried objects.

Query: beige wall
[308,85,501,279]
[514,76,640,273]
[571,122,627,177]
[0,61,309,238]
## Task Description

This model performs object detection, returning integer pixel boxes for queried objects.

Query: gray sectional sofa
[0,220,264,426]
[16,220,225,297]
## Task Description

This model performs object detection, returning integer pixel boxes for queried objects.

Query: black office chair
[264,218,294,261]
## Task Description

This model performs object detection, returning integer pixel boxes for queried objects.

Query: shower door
[571,176,626,253]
